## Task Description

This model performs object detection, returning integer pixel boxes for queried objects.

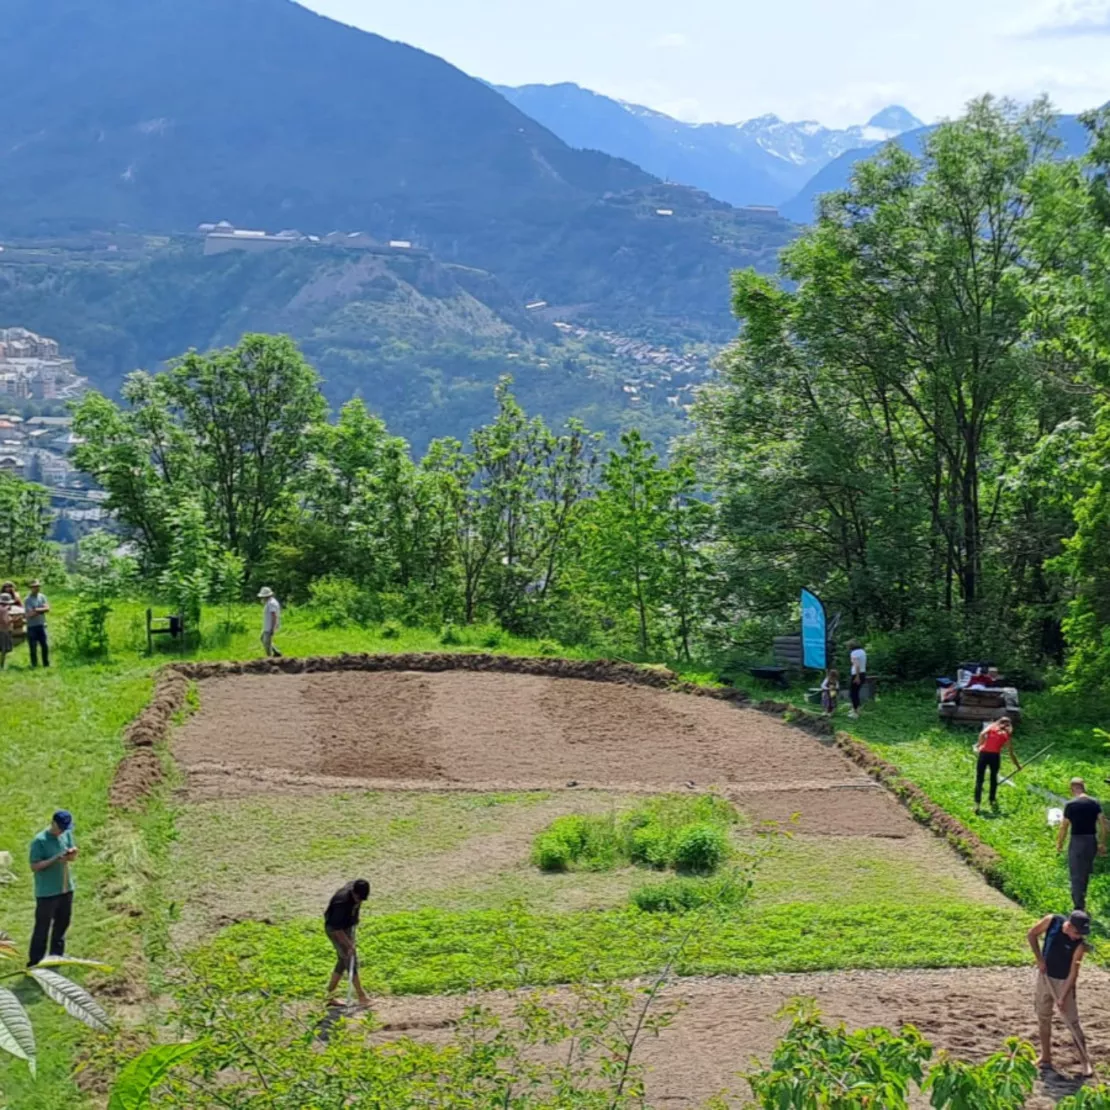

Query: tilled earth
[369,967,1110,1107]
[171,668,1065,1106]
[173,671,913,834]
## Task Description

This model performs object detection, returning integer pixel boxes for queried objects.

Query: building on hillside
[0,330,86,401]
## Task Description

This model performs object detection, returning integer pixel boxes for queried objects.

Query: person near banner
[1056,779,1108,911]
[847,641,867,719]
[820,668,839,715]
[973,716,1019,814]
[1028,909,1094,1077]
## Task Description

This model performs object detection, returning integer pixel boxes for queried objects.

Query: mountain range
[0,0,792,347]
[496,83,924,209]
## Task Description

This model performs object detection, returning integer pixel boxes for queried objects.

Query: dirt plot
[173,671,912,832]
[370,967,1110,1107]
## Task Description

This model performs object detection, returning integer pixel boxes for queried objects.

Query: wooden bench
[146,608,186,653]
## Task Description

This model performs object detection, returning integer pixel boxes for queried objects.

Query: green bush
[532,832,574,872]
[308,575,377,628]
[380,622,401,640]
[532,795,739,875]
[440,623,462,646]
[628,824,673,869]
[532,814,623,872]
[672,823,729,874]
[631,875,748,913]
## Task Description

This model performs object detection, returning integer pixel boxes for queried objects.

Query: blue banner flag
[801,588,827,670]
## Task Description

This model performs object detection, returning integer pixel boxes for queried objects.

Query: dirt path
[369,967,1110,1106]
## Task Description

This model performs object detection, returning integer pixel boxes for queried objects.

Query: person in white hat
[258,587,282,657]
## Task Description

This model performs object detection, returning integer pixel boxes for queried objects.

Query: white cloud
[650,32,690,49]
[1015,0,1110,36]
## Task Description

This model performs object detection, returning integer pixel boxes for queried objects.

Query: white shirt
[262,597,281,633]
[850,648,867,676]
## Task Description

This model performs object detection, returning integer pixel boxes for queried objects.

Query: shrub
[628,825,672,869]
[671,823,729,874]
[532,833,573,872]
[308,575,377,628]
[380,622,401,640]
[531,815,623,872]
[531,795,739,875]
[631,875,749,913]
[440,624,462,646]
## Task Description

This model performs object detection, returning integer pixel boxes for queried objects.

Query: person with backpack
[1028,909,1094,1077]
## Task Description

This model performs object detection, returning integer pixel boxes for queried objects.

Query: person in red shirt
[974,716,1020,814]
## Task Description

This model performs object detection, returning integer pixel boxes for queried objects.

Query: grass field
[0,594,1082,1107]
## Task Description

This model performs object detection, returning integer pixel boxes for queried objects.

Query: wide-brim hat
[28,579,41,588]
[257,587,274,599]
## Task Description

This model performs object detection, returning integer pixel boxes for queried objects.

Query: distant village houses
[0,328,88,402]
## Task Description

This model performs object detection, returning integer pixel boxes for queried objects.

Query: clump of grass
[531,795,739,875]
[630,873,749,913]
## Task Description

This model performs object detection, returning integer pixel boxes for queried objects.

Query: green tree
[697,97,1084,659]
[162,334,327,581]
[72,375,196,574]
[581,430,673,654]
[63,531,137,658]
[0,472,53,576]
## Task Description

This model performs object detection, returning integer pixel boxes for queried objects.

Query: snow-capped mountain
[496,82,923,208]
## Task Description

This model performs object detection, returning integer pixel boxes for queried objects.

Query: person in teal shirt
[28,810,78,967]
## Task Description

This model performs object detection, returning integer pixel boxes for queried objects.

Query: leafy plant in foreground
[744,1000,1037,1109]
[0,929,111,1078]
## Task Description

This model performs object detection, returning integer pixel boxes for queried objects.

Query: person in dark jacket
[323,879,370,1006]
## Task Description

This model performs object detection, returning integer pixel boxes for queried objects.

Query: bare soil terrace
[370,967,1110,1108]
[173,670,911,836]
[167,666,1086,1107]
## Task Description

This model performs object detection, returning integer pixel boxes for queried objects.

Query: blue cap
[52,810,72,832]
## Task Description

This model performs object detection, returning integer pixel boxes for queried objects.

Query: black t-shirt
[323,884,362,931]
[1044,914,1086,980]
[1065,796,1102,837]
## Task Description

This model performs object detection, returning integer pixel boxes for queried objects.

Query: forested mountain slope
[0,0,793,337]
[0,242,702,450]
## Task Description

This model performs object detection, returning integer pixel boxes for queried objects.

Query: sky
[305,0,1110,127]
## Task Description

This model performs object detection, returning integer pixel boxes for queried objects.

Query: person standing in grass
[258,586,282,657]
[28,810,78,967]
[1028,909,1094,1077]
[24,578,50,668]
[820,668,839,715]
[1057,778,1108,911]
[847,641,867,719]
[0,592,13,669]
[973,716,1020,815]
[324,879,370,1007]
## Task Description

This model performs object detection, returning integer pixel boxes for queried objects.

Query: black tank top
[1044,915,1084,979]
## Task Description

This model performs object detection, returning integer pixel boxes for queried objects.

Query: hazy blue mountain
[781,113,1092,223]
[0,0,793,341]
[496,82,923,207]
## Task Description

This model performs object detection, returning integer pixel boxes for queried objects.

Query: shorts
[0,630,12,653]
[1035,972,1080,1024]
[326,927,354,975]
